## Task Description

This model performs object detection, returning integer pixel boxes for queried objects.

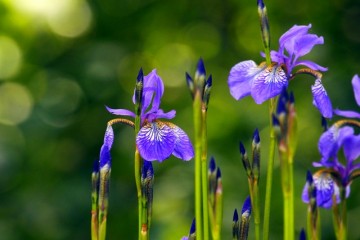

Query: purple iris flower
[302,123,360,208]
[334,74,360,118]
[106,69,194,162]
[228,24,333,118]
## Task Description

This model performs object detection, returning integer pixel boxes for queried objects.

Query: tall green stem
[201,109,209,240]
[253,181,261,240]
[280,152,294,240]
[135,114,146,240]
[194,91,203,240]
[262,98,276,240]
[339,190,347,240]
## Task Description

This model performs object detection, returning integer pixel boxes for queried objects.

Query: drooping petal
[313,171,336,209]
[311,79,333,118]
[228,60,266,100]
[295,60,328,72]
[334,109,360,119]
[351,74,360,106]
[106,106,136,117]
[251,63,288,104]
[293,34,324,58]
[318,125,339,164]
[164,122,194,161]
[136,121,176,162]
[104,125,114,149]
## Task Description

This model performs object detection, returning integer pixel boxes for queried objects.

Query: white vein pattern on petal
[262,65,287,84]
[137,121,176,161]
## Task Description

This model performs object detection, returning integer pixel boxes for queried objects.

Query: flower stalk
[91,161,100,240]
[208,158,223,240]
[187,59,213,240]
[273,90,297,240]
[239,129,261,240]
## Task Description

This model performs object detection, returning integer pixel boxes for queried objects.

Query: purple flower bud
[233,209,239,222]
[241,196,252,216]
[196,58,206,77]
[253,128,260,144]
[209,156,216,173]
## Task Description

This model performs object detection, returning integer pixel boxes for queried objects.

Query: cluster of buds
[239,129,261,186]
[92,125,114,240]
[232,196,252,240]
[272,89,297,160]
[208,157,223,239]
[186,59,213,111]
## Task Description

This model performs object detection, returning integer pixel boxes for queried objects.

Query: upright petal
[228,60,265,100]
[251,63,288,104]
[136,121,176,162]
[342,133,360,165]
[143,69,164,113]
[136,69,164,114]
[293,34,324,58]
[279,24,311,53]
[351,74,360,106]
[311,79,333,118]
[164,122,194,161]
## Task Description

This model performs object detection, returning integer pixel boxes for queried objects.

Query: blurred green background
[1,0,360,239]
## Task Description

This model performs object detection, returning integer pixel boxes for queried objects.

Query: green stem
[135,114,145,240]
[201,109,209,240]
[262,98,276,240]
[339,192,347,240]
[253,180,261,240]
[194,92,203,240]
[281,152,294,240]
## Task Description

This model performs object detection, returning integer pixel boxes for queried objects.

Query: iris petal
[313,172,336,209]
[106,106,136,117]
[293,34,324,58]
[279,24,311,53]
[136,121,176,162]
[251,64,288,104]
[351,74,360,106]
[164,122,194,161]
[342,133,360,164]
[311,79,333,118]
[295,60,328,72]
[334,109,360,119]
[228,60,265,100]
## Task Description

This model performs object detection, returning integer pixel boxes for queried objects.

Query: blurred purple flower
[107,69,194,162]
[228,24,332,118]
[302,121,360,208]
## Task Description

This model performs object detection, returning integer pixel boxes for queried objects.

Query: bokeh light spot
[0,82,33,125]
[154,43,195,87]
[10,0,92,38]
[39,78,83,127]
[47,1,92,38]
[0,36,22,80]
[184,22,221,59]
